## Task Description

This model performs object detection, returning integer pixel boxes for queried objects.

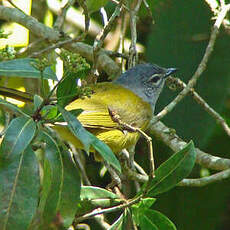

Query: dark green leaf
[146,141,196,197]
[81,186,118,200]
[38,131,63,227]
[109,212,125,230]
[0,116,36,160]
[57,73,79,107]
[109,209,130,230]
[58,106,121,172]
[0,98,29,117]
[0,58,57,80]
[58,148,81,227]
[86,0,109,13]
[139,210,177,230]
[0,146,40,230]
[90,133,121,173]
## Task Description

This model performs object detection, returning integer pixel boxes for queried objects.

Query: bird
[53,63,177,155]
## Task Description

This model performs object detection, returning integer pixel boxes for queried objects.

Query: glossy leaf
[58,148,81,227]
[146,141,196,197]
[81,186,118,200]
[139,210,177,230]
[38,131,63,226]
[0,146,40,230]
[0,116,36,160]
[0,58,57,80]
[58,106,121,173]
[0,98,29,117]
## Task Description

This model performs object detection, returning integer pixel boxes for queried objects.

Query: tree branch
[150,121,230,171]
[151,4,230,124]
[0,5,121,78]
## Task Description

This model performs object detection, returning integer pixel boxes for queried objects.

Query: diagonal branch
[150,121,230,171]
[167,76,230,137]
[0,5,121,78]
[151,4,230,124]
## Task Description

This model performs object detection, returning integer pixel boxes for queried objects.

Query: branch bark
[0,5,121,78]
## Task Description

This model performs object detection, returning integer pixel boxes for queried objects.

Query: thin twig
[167,76,230,137]
[92,0,124,72]
[151,4,230,124]
[178,168,230,187]
[122,163,230,187]
[77,0,90,33]
[150,121,230,171]
[128,0,143,68]
[54,0,73,30]
[69,143,91,186]
[0,6,121,77]
[29,36,84,58]
[110,110,155,178]
[74,196,141,224]
[6,0,24,13]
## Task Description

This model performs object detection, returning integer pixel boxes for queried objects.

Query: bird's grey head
[115,63,177,111]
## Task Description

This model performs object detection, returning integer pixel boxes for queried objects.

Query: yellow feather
[54,82,153,154]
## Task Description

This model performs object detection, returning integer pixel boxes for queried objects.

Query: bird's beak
[164,68,177,78]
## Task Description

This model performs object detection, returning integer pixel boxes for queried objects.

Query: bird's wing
[65,85,119,129]
[65,82,152,130]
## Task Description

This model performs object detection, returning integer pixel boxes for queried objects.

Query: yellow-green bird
[54,63,177,154]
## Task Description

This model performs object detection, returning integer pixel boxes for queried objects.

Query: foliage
[0,57,196,229]
[0,0,230,229]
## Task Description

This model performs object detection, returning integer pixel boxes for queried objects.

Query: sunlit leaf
[0,58,57,80]
[0,98,29,117]
[81,186,118,200]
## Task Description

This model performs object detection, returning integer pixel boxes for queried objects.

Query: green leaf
[81,186,118,200]
[58,106,121,173]
[0,98,29,117]
[38,131,63,227]
[54,109,83,122]
[132,198,156,225]
[57,73,79,107]
[109,209,130,230]
[0,116,36,160]
[41,105,58,120]
[58,148,81,227]
[0,58,57,80]
[33,95,43,111]
[86,0,109,13]
[0,146,40,230]
[146,141,196,197]
[109,212,125,230]
[139,210,177,230]
[90,134,121,173]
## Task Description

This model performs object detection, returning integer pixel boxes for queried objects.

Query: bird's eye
[148,74,161,83]
[151,76,160,83]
